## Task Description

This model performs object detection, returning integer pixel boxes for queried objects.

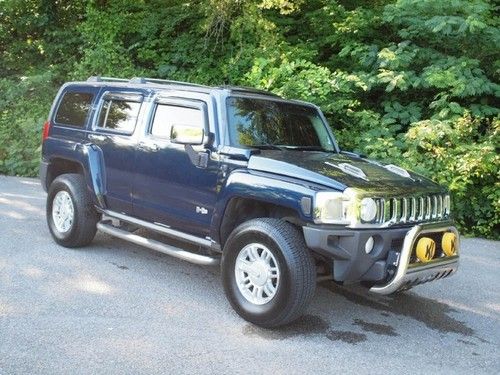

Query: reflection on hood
[248,151,444,195]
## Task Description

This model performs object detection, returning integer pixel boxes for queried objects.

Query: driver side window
[150,104,203,139]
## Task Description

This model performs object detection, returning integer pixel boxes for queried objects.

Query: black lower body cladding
[39,161,49,192]
[303,225,411,283]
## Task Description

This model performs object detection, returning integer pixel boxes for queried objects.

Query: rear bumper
[39,160,49,192]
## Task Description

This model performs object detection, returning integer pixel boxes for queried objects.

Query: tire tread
[47,173,99,248]
[223,218,316,327]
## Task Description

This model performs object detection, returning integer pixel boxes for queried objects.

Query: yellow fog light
[442,232,457,256]
[415,237,436,263]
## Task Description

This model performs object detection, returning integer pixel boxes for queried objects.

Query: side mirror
[170,125,204,145]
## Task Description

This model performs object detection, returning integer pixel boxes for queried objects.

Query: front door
[89,91,144,215]
[132,98,219,238]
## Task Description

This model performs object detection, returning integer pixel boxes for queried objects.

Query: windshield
[226,97,336,151]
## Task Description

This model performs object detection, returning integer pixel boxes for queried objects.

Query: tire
[46,173,99,248]
[222,218,316,327]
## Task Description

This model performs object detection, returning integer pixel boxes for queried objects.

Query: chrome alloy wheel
[52,191,75,233]
[235,243,280,305]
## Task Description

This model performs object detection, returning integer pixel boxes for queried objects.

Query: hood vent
[325,162,368,181]
[384,164,412,179]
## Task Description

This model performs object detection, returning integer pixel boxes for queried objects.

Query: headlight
[313,191,354,224]
[360,198,378,222]
[314,189,381,225]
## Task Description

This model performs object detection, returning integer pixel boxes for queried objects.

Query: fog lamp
[415,237,435,263]
[441,232,457,256]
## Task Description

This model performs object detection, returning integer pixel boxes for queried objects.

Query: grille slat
[409,197,417,222]
[426,196,431,220]
[375,193,449,225]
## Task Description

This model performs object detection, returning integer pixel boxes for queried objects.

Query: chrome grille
[373,194,449,226]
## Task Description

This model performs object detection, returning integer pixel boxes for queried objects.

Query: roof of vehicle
[74,76,282,98]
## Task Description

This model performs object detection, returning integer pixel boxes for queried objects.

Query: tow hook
[385,250,401,279]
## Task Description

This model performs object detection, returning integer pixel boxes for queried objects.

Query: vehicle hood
[247,151,445,195]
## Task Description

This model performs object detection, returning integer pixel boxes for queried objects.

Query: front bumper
[303,221,459,293]
[369,222,459,294]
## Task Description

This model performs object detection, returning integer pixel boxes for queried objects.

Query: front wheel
[222,218,316,327]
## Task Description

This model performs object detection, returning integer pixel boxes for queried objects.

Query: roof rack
[87,76,129,83]
[85,76,278,96]
[87,76,209,89]
[222,85,280,97]
[129,77,207,88]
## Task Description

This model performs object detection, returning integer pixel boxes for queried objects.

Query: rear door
[132,97,219,238]
[88,90,144,215]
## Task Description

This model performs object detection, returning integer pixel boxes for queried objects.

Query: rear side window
[97,99,141,134]
[150,104,203,139]
[54,92,94,127]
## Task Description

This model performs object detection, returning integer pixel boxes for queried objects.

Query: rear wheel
[222,218,316,327]
[46,173,99,247]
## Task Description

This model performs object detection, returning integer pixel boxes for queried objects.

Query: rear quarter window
[54,92,94,127]
[97,99,141,134]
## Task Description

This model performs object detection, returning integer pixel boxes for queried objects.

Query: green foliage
[0,72,56,176]
[403,115,499,238]
[0,0,498,238]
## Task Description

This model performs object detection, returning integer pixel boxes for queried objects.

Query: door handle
[138,142,159,152]
[89,134,107,142]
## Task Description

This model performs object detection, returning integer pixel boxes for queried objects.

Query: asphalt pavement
[0,175,499,374]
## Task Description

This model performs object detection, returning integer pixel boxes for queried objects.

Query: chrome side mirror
[170,125,204,145]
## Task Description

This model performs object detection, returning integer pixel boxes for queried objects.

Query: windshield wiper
[280,145,334,152]
[251,144,286,151]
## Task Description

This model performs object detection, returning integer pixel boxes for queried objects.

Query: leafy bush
[402,115,499,238]
[0,73,56,176]
[0,0,498,238]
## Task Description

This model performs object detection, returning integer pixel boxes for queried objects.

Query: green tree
[0,0,498,237]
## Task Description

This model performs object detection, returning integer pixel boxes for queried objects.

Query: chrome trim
[370,222,459,295]
[99,209,213,248]
[417,197,424,221]
[409,197,417,222]
[384,164,412,178]
[384,199,391,222]
[348,192,449,229]
[437,195,443,219]
[426,196,431,219]
[235,242,280,305]
[376,198,385,223]
[97,222,219,266]
[401,197,408,223]
[325,162,368,181]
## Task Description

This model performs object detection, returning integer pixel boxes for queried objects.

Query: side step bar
[97,222,220,266]
[97,209,217,249]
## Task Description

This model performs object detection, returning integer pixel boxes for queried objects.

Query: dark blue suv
[41,76,460,327]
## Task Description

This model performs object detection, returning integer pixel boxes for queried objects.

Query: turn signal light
[442,232,457,256]
[415,237,435,263]
[42,120,51,142]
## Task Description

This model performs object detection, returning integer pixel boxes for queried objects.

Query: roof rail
[87,76,129,83]
[222,85,280,97]
[129,77,206,88]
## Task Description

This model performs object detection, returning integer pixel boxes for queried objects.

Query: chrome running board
[97,222,220,266]
[98,209,215,249]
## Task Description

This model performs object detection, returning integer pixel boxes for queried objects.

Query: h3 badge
[196,206,208,215]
